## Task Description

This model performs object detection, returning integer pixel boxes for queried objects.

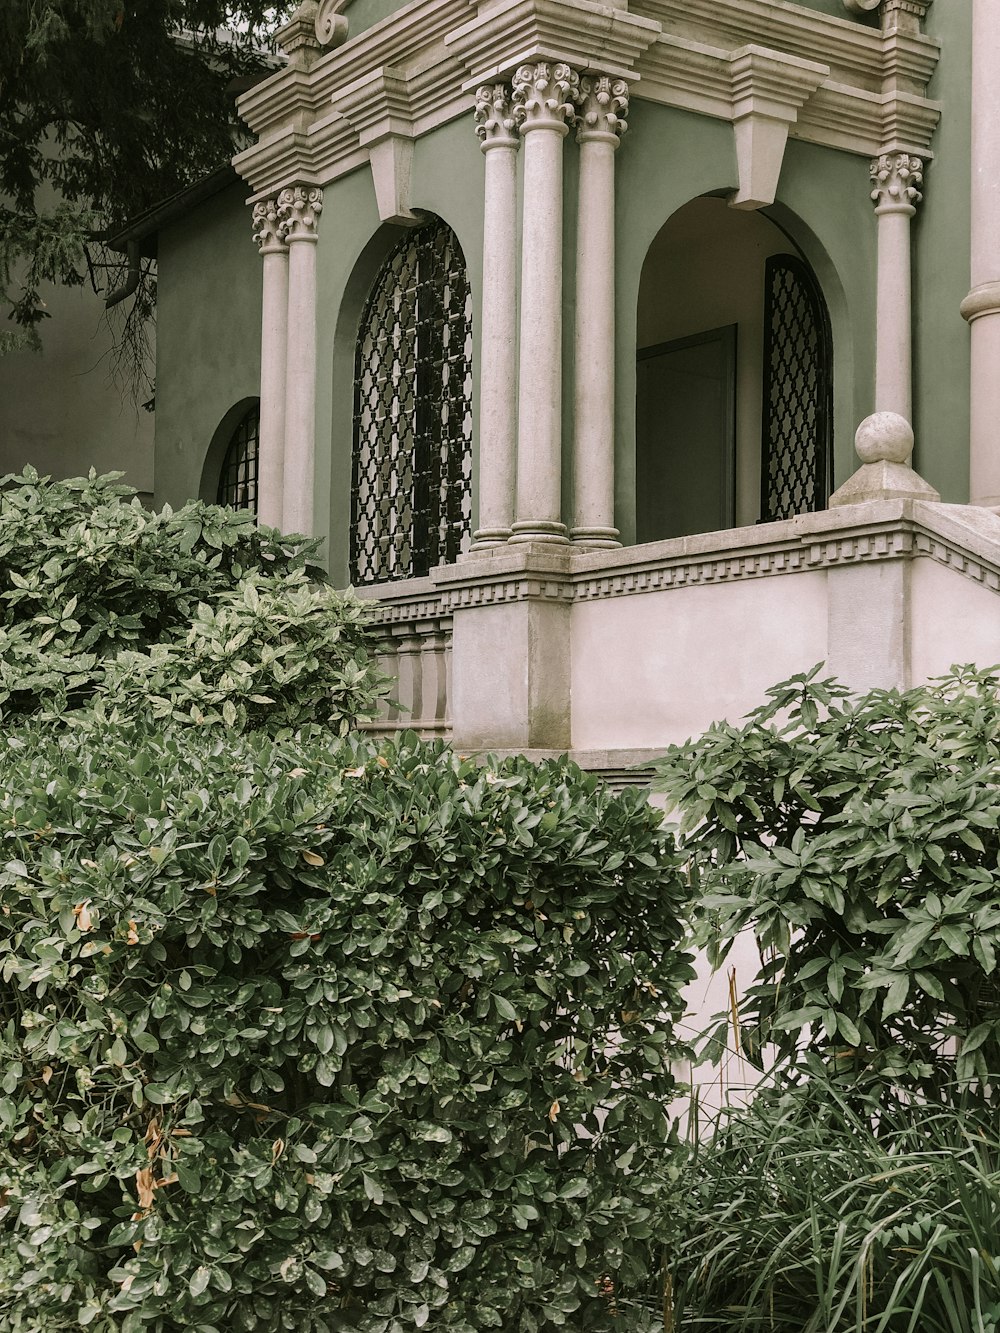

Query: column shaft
[874,205,914,419]
[278,186,323,536]
[870,153,922,424]
[510,62,579,544]
[251,199,288,530]
[572,75,627,547]
[472,86,519,548]
[963,0,1000,509]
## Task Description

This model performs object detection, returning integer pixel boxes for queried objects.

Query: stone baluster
[472,84,520,548]
[870,152,923,422]
[571,74,628,548]
[961,0,1000,510]
[509,61,580,545]
[277,185,323,536]
[251,198,289,530]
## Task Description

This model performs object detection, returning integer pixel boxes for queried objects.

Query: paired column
[251,198,289,530]
[509,62,580,545]
[571,76,628,548]
[277,185,323,536]
[961,0,1000,510]
[870,152,923,422]
[471,85,520,548]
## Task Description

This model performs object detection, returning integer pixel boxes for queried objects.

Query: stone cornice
[233,0,941,198]
[445,0,660,85]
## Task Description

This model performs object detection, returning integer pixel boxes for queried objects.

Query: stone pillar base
[509,520,570,544]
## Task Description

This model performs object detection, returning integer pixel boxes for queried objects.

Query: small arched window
[351,217,473,586]
[216,402,260,513]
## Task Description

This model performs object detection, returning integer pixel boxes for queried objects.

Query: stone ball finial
[855,411,913,465]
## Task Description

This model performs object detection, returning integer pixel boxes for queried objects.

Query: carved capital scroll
[277,185,324,242]
[251,196,286,253]
[475,83,519,150]
[511,62,581,134]
[576,74,629,144]
[870,153,924,213]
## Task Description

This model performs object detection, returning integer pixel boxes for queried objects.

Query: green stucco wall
[913,0,972,501]
[153,182,262,510]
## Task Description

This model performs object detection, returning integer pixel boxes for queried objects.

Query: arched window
[216,402,260,513]
[351,217,473,585]
[760,254,833,522]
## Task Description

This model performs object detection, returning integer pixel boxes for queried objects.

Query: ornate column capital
[251,197,287,255]
[575,74,629,145]
[870,153,924,214]
[277,185,324,243]
[511,62,581,136]
[475,84,519,151]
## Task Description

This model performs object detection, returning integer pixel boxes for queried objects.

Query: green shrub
[0,468,384,732]
[0,723,694,1332]
[653,665,1000,1097]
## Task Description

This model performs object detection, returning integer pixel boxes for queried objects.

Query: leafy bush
[654,665,1000,1096]
[649,666,1000,1333]
[0,723,694,1332]
[0,468,384,733]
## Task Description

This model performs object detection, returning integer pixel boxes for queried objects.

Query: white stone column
[961,0,1000,510]
[277,184,323,536]
[870,153,923,422]
[472,84,520,548]
[251,197,289,530]
[509,61,580,545]
[571,74,628,548]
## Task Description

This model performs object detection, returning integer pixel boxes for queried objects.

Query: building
[121,0,1000,768]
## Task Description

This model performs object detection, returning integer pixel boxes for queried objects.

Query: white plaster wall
[0,281,154,495]
[571,570,829,749]
[910,558,1000,681]
[636,197,791,528]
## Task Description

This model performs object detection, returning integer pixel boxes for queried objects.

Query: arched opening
[350,215,473,586]
[635,196,833,543]
[200,398,260,513]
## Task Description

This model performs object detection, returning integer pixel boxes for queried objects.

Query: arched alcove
[635,195,833,542]
[200,397,260,512]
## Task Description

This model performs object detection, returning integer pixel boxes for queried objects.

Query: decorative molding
[276,0,324,71]
[276,184,323,241]
[727,45,828,209]
[961,282,1000,326]
[329,65,417,222]
[445,0,660,87]
[870,151,923,213]
[475,83,520,149]
[233,0,941,201]
[576,74,629,143]
[511,61,581,133]
[250,196,286,253]
[314,0,350,48]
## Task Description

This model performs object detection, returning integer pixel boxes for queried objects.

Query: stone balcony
[357,498,1000,770]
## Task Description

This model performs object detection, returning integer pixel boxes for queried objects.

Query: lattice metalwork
[217,403,260,513]
[761,254,833,522]
[352,218,473,585]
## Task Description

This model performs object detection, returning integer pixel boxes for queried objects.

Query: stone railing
[356,578,452,738]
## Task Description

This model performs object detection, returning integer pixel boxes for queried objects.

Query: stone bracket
[329,65,418,223]
[728,45,829,210]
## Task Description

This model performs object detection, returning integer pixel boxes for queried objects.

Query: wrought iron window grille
[351,217,473,586]
[217,402,260,514]
[760,253,834,523]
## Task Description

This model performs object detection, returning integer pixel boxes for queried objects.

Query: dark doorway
[635,325,737,543]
